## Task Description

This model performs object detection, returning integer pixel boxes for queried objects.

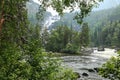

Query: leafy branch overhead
[39,0,103,24]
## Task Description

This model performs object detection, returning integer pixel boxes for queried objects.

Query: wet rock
[82,72,89,77]
[88,69,95,72]
[94,68,99,72]
[74,72,81,78]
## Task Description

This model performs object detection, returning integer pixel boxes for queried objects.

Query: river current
[61,48,118,80]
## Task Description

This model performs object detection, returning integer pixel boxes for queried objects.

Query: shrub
[0,39,77,80]
[61,43,79,54]
[99,56,120,80]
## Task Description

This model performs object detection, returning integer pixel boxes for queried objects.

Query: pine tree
[80,23,89,47]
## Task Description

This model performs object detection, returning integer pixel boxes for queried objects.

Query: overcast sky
[93,0,120,11]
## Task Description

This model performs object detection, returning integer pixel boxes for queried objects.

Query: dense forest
[40,3,120,80]
[0,0,120,80]
[42,23,89,54]
[46,4,120,48]
[26,1,90,54]
[86,5,120,47]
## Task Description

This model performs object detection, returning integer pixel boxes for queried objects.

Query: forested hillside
[49,5,120,29]
[1,0,103,79]
[48,4,120,47]
[87,5,120,47]
[49,12,81,31]
[1,0,120,80]
[85,5,120,29]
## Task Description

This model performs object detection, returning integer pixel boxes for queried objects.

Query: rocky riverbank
[61,48,118,80]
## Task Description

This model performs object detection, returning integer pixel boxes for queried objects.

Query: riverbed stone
[94,68,99,72]
[88,69,95,72]
[82,72,89,77]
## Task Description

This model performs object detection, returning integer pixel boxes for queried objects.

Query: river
[60,48,118,80]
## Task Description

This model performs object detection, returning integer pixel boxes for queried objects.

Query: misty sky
[33,0,120,27]
[33,0,120,11]
[93,0,120,11]
[33,0,120,14]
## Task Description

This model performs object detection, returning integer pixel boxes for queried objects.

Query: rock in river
[82,72,89,77]
[94,67,99,72]
[88,69,95,72]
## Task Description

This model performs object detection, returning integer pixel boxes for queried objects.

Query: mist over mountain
[26,0,52,25]
[26,0,120,29]
[48,4,120,30]
[48,12,81,31]
[86,5,120,29]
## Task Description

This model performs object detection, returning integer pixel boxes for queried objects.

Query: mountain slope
[85,5,120,30]
[49,4,120,30]
[26,0,52,25]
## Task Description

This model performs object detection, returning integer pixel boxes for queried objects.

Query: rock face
[82,73,89,77]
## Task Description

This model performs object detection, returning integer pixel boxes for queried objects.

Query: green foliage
[87,5,120,47]
[0,0,77,80]
[99,56,120,80]
[0,38,77,80]
[46,26,66,52]
[44,26,87,54]
[118,50,120,55]
[61,43,79,54]
[0,0,102,79]
[80,23,89,47]
[90,20,120,47]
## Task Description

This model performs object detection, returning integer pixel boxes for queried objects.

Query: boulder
[82,72,89,77]
[88,69,95,72]
[94,68,99,72]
